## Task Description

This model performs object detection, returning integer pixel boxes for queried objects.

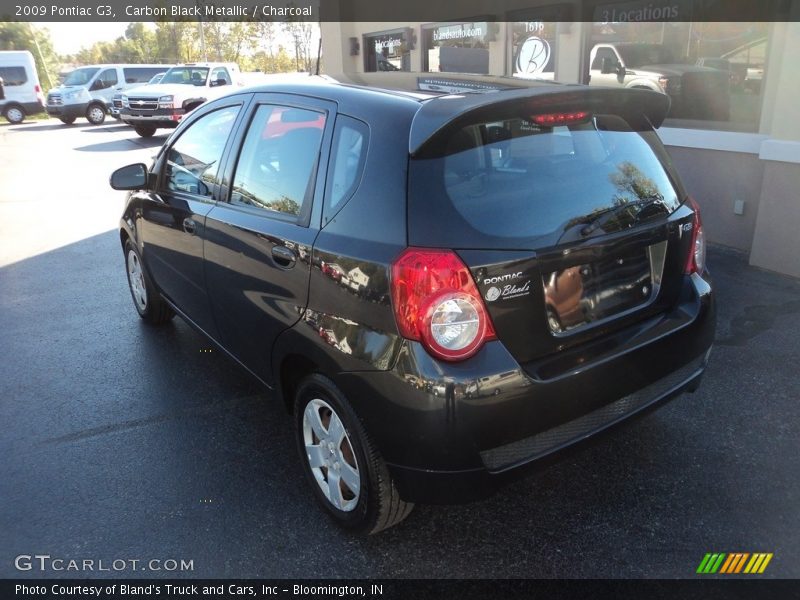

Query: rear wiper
[580,194,665,237]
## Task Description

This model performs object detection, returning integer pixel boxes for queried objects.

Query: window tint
[98,69,118,89]
[163,105,239,197]
[591,48,617,70]
[324,115,368,221]
[409,114,683,249]
[230,104,326,220]
[0,66,27,86]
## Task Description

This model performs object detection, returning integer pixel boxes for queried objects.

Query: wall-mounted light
[349,37,360,56]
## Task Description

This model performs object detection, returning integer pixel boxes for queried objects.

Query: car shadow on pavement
[80,124,136,133]
[75,136,167,152]
[1,122,76,132]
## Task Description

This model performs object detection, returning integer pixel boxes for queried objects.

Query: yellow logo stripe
[758,553,774,574]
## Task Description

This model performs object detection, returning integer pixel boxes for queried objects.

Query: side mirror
[600,56,616,74]
[110,163,148,190]
[210,78,228,87]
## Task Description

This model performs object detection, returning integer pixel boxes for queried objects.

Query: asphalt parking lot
[1,118,799,579]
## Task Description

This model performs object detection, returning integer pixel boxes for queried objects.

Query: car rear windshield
[408,113,685,249]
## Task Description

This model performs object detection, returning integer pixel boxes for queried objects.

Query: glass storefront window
[588,17,769,131]
[364,29,411,72]
[511,21,558,81]
[422,21,492,74]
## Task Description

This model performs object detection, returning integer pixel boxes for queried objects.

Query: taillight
[685,197,706,275]
[531,111,591,126]
[391,248,495,361]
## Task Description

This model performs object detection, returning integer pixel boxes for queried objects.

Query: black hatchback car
[110,73,715,534]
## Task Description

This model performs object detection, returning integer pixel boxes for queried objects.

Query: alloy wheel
[302,398,361,512]
[127,250,148,312]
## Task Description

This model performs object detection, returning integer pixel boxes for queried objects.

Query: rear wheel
[85,103,106,125]
[59,116,76,125]
[134,126,156,138]
[124,239,174,325]
[4,105,25,124]
[294,374,413,534]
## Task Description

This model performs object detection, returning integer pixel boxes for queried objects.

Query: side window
[0,66,27,86]
[591,48,617,70]
[163,105,240,197]
[324,115,369,222]
[211,68,231,86]
[98,68,118,89]
[230,104,326,221]
[123,68,160,83]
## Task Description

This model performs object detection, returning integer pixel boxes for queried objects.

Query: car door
[90,67,119,104]
[203,93,335,384]
[138,98,247,338]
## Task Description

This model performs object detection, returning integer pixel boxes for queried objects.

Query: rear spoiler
[409,86,670,157]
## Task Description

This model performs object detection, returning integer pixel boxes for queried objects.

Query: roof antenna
[315,36,322,76]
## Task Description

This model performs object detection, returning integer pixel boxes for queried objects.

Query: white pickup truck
[589,43,730,121]
[120,62,242,137]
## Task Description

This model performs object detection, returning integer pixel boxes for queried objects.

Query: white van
[0,50,45,124]
[46,64,172,125]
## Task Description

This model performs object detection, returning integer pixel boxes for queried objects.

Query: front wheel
[294,374,413,534]
[85,103,106,125]
[134,125,156,138]
[4,105,25,124]
[124,239,174,325]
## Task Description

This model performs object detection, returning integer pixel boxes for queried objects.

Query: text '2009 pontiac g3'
[110,72,715,534]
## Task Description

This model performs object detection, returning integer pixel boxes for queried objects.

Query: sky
[38,22,142,55]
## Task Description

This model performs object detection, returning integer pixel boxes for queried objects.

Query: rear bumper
[335,272,715,504]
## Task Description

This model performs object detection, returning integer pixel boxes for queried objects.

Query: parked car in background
[695,57,745,90]
[721,37,766,94]
[111,72,167,120]
[46,64,171,125]
[0,50,45,124]
[110,73,715,534]
[119,62,242,137]
[589,43,730,120]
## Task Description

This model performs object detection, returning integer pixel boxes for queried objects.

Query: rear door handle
[271,246,296,269]
[182,218,197,235]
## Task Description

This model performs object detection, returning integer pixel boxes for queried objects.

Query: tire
[134,126,156,138]
[59,117,76,125]
[85,103,106,125]
[4,105,25,124]
[294,374,413,534]
[123,239,174,325]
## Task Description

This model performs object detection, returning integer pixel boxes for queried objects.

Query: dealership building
[321,1,800,277]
